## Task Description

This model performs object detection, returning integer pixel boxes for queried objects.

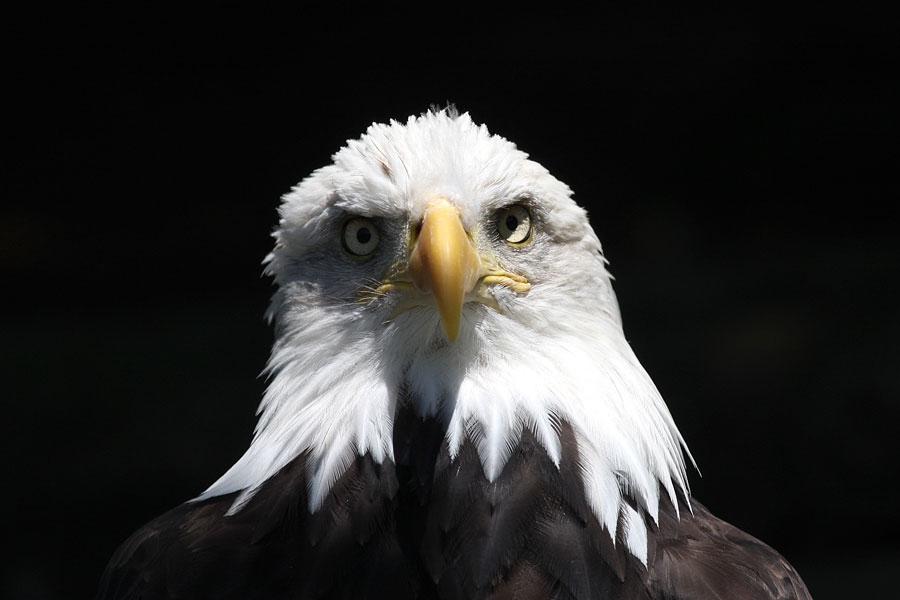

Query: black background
[4,4,898,599]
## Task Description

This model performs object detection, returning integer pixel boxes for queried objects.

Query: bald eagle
[98,109,811,599]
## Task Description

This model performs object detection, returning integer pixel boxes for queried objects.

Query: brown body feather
[98,409,810,599]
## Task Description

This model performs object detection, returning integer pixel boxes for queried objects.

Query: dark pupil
[356,227,371,244]
[505,214,519,232]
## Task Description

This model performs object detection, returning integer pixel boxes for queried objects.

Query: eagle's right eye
[342,217,380,257]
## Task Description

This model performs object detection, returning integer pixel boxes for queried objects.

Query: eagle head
[197,108,693,564]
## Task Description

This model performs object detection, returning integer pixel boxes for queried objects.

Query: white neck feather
[196,267,694,566]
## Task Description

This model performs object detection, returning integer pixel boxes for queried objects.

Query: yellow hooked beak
[407,200,482,342]
[359,197,531,342]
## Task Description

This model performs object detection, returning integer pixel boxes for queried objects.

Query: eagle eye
[496,204,533,245]
[342,217,380,257]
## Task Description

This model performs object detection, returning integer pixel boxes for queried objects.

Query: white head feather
[195,109,695,565]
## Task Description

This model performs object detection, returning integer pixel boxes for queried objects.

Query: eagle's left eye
[496,204,533,245]
[342,217,380,257]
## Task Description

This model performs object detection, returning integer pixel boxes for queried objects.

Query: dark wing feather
[646,495,813,600]
[96,453,424,600]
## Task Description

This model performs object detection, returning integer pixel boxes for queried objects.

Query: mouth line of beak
[359,267,531,307]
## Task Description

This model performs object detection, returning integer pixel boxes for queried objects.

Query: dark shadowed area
[4,5,897,599]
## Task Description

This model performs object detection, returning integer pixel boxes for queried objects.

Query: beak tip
[441,319,460,343]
